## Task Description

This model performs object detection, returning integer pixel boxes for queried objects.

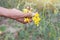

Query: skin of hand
[0,7,32,24]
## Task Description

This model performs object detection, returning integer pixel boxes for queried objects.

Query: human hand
[3,8,32,24]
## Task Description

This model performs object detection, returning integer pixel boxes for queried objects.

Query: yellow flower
[32,12,41,26]
[23,9,29,13]
[24,18,30,23]
[34,12,39,17]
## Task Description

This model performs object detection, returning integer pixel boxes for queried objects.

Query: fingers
[19,13,32,17]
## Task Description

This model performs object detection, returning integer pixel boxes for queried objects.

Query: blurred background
[0,0,60,40]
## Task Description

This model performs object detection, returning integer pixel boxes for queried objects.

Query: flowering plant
[23,6,41,26]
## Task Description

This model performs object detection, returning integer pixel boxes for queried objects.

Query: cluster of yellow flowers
[24,18,30,23]
[22,7,41,26]
[32,12,41,26]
